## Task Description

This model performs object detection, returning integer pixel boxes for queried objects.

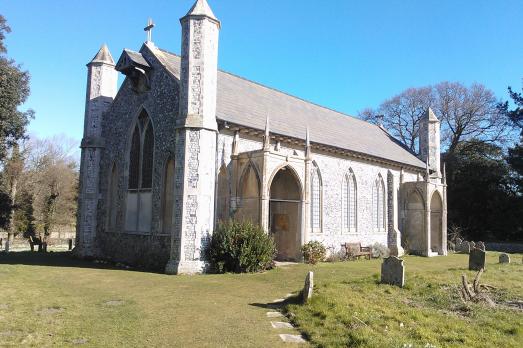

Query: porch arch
[268,165,303,261]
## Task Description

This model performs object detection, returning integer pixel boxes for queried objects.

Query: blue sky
[2,0,522,143]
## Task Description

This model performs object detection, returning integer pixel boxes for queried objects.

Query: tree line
[0,15,78,243]
[362,82,523,242]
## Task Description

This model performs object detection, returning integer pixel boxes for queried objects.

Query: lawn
[0,252,521,347]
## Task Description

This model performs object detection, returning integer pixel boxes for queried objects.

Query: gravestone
[476,241,486,251]
[302,271,313,303]
[469,248,486,271]
[459,241,471,254]
[470,241,476,249]
[381,256,405,287]
[499,253,510,264]
[455,238,463,248]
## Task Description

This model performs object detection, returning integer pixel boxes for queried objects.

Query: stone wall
[96,44,179,269]
[217,130,419,253]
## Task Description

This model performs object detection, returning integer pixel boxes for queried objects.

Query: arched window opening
[310,163,322,232]
[125,109,155,233]
[141,123,154,189]
[161,159,175,234]
[128,126,140,190]
[342,171,357,233]
[373,175,386,231]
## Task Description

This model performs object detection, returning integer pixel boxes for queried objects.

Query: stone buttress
[76,45,117,257]
[165,0,220,274]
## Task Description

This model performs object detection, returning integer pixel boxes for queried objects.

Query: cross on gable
[144,18,155,43]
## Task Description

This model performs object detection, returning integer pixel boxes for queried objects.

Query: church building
[75,0,447,274]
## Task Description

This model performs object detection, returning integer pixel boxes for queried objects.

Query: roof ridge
[157,48,375,128]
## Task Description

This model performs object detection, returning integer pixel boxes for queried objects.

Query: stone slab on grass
[271,321,294,329]
[279,334,306,343]
[266,311,284,318]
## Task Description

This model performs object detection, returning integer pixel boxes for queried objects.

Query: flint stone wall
[96,45,179,269]
[217,130,419,253]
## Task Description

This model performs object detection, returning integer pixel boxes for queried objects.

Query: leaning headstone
[381,256,405,287]
[470,241,476,249]
[476,241,486,251]
[499,253,510,264]
[469,248,486,271]
[302,271,313,303]
[455,238,463,248]
[459,241,471,254]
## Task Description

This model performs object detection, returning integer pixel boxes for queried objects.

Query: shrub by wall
[301,241,326,264]
[207,220,276,273]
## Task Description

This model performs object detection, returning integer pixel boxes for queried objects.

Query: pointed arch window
[310,163,322,232]
[373,175,386,231]
[342,170,357,233]
[125,109,155,233]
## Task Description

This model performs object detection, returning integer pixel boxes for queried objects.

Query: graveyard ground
[0,252,521,347]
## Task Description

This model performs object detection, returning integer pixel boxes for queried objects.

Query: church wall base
[165,260,207,275]
[98,232,170,271]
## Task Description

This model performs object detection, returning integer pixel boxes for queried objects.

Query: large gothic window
[373,174,386,231]
[310,163,322,232]
[125,110,154,233]
[342,170,357,233]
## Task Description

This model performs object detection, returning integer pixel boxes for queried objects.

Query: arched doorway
[404,190,424,253]
[269,166,302,261]
[430,191,443,254]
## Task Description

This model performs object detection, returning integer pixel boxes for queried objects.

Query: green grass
[286,253,523,348]
[0,252,521,347]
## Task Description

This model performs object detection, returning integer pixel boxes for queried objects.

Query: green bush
[207,220,276,273]
[301,241,326,264]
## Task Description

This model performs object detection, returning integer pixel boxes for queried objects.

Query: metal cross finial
[144,18,155,43]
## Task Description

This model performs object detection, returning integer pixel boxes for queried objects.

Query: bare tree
[360,82,511,155]
[20,135,79,242]
[361,87,434,152]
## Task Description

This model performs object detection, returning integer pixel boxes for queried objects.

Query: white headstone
[381,256,405,287]
[499,253,510,264]
[302,271,313,303]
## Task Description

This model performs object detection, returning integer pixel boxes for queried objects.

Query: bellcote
[115,49,152,93]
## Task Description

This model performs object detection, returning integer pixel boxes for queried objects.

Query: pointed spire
[185,0,219,22]
[89,44,115,66]
[424,107,439,122]
[263,114,271,150]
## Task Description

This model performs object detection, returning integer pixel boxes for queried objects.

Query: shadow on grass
[0,251,159,274]
[249,294,302,310]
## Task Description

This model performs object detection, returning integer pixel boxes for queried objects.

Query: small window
[342,170,357,232]
[373,175,386,231]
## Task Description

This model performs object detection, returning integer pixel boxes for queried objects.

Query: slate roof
[153,47,426,169]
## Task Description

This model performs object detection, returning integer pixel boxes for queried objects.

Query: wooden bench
[342,242,372,260]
